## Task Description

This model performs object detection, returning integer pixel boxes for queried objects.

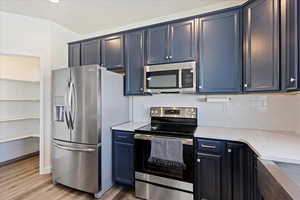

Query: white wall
[131,94,300,134]
[74,0,247,41]
[0,11,79,172]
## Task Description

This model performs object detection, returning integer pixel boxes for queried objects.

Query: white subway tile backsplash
[131,94,300,134]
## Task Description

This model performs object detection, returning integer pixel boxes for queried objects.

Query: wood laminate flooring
[0,156,139,200]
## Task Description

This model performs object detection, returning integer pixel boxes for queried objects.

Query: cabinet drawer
[197,139,225,154]
[113,131,134,143]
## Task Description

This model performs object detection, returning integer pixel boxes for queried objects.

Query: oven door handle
[134,134,193,146]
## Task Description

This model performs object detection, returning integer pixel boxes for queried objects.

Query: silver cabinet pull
[199,86,202,89]
[146,77,152,81]
[200,144,217,149]
[169,56,173,59]
[290,78,296,83]
[53,143,96,152]
[228,148,232,153]
[140,88,143,91]
[244,84,248,88]
[165,56,169,60]
[197,158,201,163]
[117,135,128,139]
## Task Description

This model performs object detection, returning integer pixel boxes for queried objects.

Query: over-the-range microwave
[144,61,196,94]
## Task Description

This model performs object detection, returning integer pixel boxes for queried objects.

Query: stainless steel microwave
[144,61,196,93]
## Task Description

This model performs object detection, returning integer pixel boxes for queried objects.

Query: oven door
[134,135,194,184]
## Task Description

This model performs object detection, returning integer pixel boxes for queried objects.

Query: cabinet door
[146,25,169,65]
[113,141,134,186]
[68,43,81,67]
[81,39,101,65]
[244,0,280,92]
[125,30,145,95]
[169,20,196,62]
[101,35,125,69]
[198,10,242,94]
[281,0,299,91]
[196,153,222,200]
[225,142,246,200]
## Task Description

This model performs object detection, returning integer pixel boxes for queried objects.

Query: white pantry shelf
[0,78,39,83]
[0,99,40,102]
[0,116,40,122]
[0,134,40,144]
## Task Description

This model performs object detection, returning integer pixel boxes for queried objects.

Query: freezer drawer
[52,140,101,193]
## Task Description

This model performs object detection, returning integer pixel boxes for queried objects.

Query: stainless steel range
[134,107,197,200]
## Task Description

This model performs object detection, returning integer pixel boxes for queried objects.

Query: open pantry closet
[0,54,40,164]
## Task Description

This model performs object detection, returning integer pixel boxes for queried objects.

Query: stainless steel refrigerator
[51,65,128,198]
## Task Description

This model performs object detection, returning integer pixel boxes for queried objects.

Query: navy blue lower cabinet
[195,139,226,200]
[112,131,134,187]
[195,139,258,200]
[224,142,247,200]
[195,153,222,200]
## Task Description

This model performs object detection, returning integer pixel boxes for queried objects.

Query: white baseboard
[40,166,51,174]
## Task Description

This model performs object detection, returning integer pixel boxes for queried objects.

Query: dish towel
[148,137,186,169]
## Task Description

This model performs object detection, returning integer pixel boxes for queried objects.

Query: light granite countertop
[194,126,300,165]
[111,122,300,165]
[111,122,148,132]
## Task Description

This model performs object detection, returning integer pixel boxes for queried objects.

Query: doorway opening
[0,54,41,166]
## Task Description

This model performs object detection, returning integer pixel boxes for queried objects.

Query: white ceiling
[0,0,241,34]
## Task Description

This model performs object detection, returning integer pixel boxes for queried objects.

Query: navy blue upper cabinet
[124,30,145,95]
[146,20,196,65]
[243,0,280,92]
[198,10,242,94]
[146,25,169,65]
[68,43,81,67]
[101,35,125,69]
[169,20,196,62]
[281,0,299,91]
[81,39,101,65]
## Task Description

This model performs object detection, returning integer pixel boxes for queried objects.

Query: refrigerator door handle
[64,82,70,129]
[71,81,77,129]
[64,112,70,129]
[68,112,74,130]
[68,81,76,130]
[53,143,96,152]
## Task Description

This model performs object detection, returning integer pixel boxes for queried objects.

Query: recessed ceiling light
[48,0,60,3]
